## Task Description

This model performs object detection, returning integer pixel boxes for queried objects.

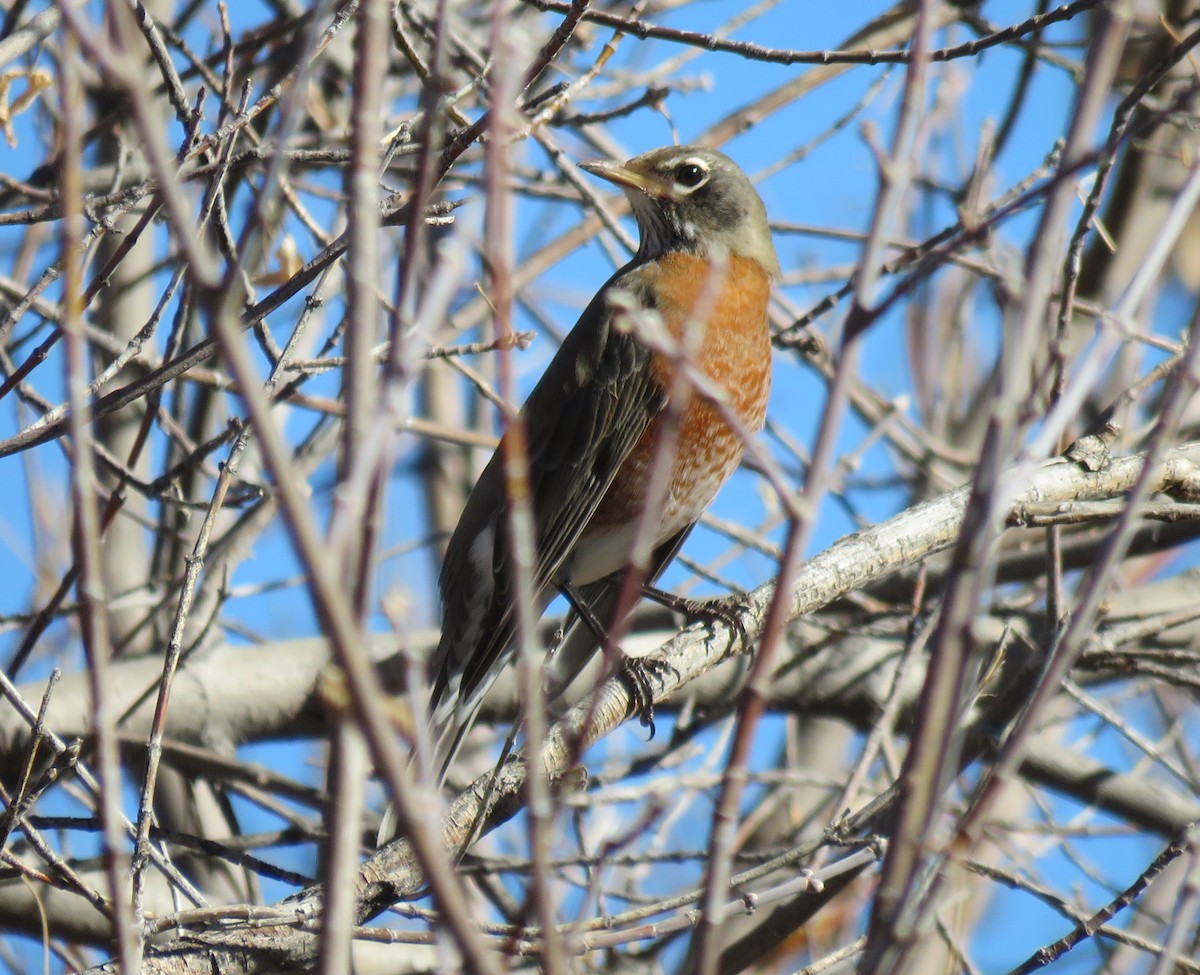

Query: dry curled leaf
[0,70,52,148]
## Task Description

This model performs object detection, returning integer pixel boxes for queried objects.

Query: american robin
[429,145,779,782]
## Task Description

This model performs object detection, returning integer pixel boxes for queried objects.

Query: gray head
[580,145,780,279]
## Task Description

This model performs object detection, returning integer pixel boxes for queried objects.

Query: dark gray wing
[430,265,666,723]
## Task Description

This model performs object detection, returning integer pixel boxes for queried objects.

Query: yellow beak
[579,159,670,198]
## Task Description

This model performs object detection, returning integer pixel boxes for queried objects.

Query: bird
[427,145,778,788]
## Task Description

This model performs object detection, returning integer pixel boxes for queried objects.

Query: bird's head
[580,145,780,280]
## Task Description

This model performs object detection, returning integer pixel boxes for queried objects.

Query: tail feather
[431,691,485,786]
[376,694,482,846]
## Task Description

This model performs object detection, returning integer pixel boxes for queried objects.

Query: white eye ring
[673,159,709,191]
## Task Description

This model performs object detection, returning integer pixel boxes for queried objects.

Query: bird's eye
[674,162,707,189]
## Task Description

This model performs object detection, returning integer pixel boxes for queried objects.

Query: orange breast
[587,252,772,538]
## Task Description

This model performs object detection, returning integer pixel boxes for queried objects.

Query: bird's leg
[558,582,608,645]
[550,581,628,710]
[640,584,750,654]
[556,581,667,736]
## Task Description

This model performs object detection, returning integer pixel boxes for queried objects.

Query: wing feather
[428,266,666,750]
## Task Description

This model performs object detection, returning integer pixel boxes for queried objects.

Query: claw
[618,652,679,737]
[643,587,749,653]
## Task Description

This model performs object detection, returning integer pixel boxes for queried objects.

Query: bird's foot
[617,651,679,738]
[641,587,750,653]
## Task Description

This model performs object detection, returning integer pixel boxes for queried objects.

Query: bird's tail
[430,692,485,786]
[375,690,483,846]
